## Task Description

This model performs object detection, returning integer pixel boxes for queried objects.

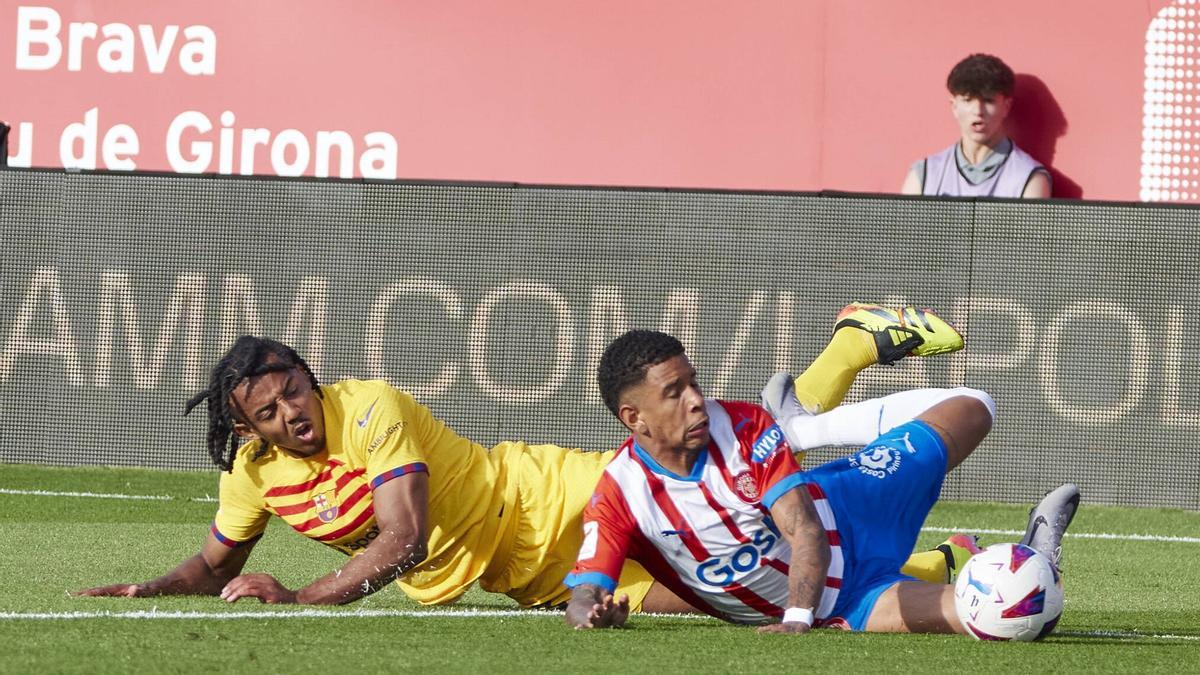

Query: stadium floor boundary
[4,487,1197,544]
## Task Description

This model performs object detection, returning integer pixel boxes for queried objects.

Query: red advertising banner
[0,1,1181,201]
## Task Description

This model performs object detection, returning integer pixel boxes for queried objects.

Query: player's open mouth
[293,422,315,443]
[686,419,709,438]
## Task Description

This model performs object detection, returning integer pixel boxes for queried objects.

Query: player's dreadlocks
[597,330,686,417]
[184,335,322,472]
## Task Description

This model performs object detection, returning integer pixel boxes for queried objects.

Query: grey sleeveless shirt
[917,139,1048,197]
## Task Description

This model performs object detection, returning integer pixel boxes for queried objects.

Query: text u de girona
[12,6,396,178]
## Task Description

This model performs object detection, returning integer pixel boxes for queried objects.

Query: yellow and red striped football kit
[212,379,654,608]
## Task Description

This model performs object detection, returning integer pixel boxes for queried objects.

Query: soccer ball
[953,543,1064,641]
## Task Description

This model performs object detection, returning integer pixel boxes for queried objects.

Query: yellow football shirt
[213,378,658,608]
[213,379,513,604]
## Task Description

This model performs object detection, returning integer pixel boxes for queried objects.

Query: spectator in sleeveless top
[901,54,1052,198]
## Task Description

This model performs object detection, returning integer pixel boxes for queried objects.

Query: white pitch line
[0,608,563,621]
[1058,630,1200,642]
[921,526,1200,544]
[0,607,715,622]
[3,488,1196,544]
[0,488,217,503]
[1,610,1196,642]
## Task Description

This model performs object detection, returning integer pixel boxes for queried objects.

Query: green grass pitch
[1,463,1197,673]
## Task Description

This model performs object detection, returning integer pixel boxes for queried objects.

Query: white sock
[782,387,995,450]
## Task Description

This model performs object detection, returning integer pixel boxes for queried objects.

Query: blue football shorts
[804,419,949,630]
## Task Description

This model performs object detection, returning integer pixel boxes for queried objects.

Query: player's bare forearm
[772,488,830,615]
[219,473,429,605]
[76,555,224,598]
[293,473,429,604]
[76,534,253,598]
[784,529,828,614]
[140,553,238,596]
[293,529,428,604]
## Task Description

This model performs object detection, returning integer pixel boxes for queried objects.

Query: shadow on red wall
[1008,73,1082,198]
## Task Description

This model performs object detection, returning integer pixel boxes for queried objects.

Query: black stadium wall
[0,168,1195,509]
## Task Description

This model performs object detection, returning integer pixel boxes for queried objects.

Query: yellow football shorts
[480,443,655,611]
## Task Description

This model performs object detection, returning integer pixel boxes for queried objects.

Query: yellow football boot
[834,303,964,365]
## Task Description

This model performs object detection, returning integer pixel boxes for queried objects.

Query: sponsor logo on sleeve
[366,420,405,454]
[750,424,785,463]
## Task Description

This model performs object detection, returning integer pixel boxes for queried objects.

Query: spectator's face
[950,93,1012,146]
[618,354,711,455]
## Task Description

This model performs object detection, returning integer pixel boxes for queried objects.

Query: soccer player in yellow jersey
[75,335,677,608]
[76,304,979,609]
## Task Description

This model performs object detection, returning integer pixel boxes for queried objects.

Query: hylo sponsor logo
[751,424,784,463]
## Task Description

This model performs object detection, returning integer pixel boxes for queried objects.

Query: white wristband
[782,607,814,626]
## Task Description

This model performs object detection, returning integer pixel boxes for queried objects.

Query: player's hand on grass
[757,620,812,635]
[74,583,151,598]
[220,573,298,604]
[580,592,629,629]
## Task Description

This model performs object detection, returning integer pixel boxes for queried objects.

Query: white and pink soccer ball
[953,543,1064,642]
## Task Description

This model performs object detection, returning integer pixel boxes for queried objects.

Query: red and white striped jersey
[565,399,844,624]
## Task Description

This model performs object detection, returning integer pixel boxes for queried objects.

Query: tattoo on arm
[773,489,830,614]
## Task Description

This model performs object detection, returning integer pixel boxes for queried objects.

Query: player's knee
[917,388,994,470]
[947,387,995,427]
[942,389,995,452]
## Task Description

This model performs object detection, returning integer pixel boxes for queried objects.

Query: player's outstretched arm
[565,584,630,630]
[75,532,256,598]
[758,486,829,635]
[220,471,429,605]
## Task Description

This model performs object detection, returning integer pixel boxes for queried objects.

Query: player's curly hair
[184,335,322,472]
[946,53,1015,99]
[597,330,686,417]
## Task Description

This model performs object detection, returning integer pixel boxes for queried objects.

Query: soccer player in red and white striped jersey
[566,330,1000,635]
